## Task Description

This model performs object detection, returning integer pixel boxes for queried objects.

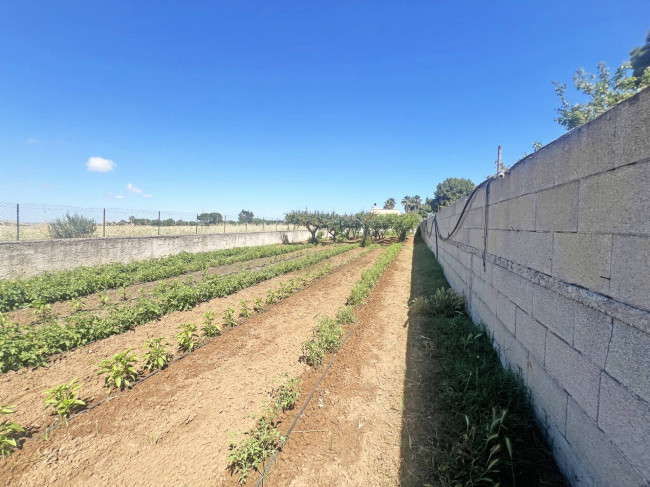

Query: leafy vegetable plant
[44,379,86,418]
[239,300,252,318]
[223,308,237,328]
[143,337,173,371]
[228,417,284,484]
[176,323,199,353]
[0,405,24,458]
[97,349,139,392]
[201,311,222,337]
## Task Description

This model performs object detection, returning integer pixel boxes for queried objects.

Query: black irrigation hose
[18,246,373,448]
[253,246,400,487]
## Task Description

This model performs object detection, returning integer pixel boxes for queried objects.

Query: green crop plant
[300,339,325,368]
[227,416,284,485]
[314,316,343,352]
[336,306,355,325]
[239,300,252,318]
[143,337,173,371]
[32,299,54,323]
[44,379,86,418]
[176,323,199,353]
[0,405,24,457]
[120,285,128,301]
[222,307,237,328]
[201,311,222,337]
[71,298,85,312]
[98,292,111,307]
[265,288,279,305]
[272,376,301,413]
[253,298,264,312]
[97,349,139,392]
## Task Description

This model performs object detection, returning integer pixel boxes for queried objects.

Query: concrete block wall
[0,229,312,280]
[420,88,650,486]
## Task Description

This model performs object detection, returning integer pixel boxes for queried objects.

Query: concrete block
[527,356,568,435]
[547,423,594,487]
[488,196,536,232]
[489,167,524,203]
[613,88,650,168]
[535,182,579,232]
[598,373,650,480]
[496,291,516,334]
[532,286,576,344]
[468,229,484,250]
[497,322,529,378]
[515,307,547,363]
[546,332,600,420]
[487,228,508,258]
[511,230,554,275]
[573,306,612,369]
[610,235,650,311]
[492,265,533,313]
[566,398,646,487]
[552,233,612,294]
[519,143,559,195]
[554,108,616,184]
[605,320,650,403]
[579,161,650,235]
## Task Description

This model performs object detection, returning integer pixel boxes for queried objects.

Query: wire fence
[0,202,296,242]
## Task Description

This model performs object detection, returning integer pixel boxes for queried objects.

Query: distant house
[370,204,402,215]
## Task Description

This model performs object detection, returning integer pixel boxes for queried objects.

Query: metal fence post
[103,208,106,237]
[263,218,265,231]
[195,214,198,234]
[224,216,226,233]
[16,204,19,241]
[158,211,161,236]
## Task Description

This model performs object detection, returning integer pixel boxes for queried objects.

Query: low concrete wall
[0,230,312,280]
[420,88,650,486]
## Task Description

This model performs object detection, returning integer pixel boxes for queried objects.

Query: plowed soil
[1,247,384,486]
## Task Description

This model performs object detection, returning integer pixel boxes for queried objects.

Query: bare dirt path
[0,247,382,487]
[0,246,365,435]
[7,244,323,327]
[261,239,415,487]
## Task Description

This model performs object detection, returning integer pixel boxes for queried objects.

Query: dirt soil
[7,244,322,327]
[0,246,366,436]
[259,239,416,487]
[0,247,382,486]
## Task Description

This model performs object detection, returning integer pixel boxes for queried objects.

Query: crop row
[0,247,372,457]
[0,242,312,313]
[0,244,358,373]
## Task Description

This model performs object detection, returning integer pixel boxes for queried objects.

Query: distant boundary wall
[420,88,650,486]
[0,230,312,280]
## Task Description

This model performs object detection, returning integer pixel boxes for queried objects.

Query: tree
[285,210,327,244]
[383,198,396,210]
[238,210,254,223]
[197,212,223,225]
[553,61,650,130]
[392,213,420,242]
[49,212,97,239]
[401,195,422,213]
[324,213,346,242]
[430,178,475,210]
[630,30,650,82]
[417,203,432,219]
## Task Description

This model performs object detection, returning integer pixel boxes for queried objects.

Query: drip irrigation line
[17,246,373,447]
[254,245,401,487]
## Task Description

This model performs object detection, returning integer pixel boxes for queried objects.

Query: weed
[44,379,86,418]
[223,307,237,328]
[410,287,465,317]
[97,349,139,392]
[143,337,173,371]
[98,292,111,307]
[0,405,24,458]
[176,323,199,353]
[239,300,252,318]
[71,298,85,312]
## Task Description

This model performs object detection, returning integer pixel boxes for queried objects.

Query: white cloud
[87,156,116,173]
[114,195,125,199]
[142,194,152,198]
[126,183,143,194]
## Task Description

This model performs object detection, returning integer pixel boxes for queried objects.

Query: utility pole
[495,145,504,175]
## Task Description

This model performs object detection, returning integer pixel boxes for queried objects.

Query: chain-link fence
[0,202,294,242]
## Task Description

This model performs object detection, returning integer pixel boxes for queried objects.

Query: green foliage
[142,337,173,371]
[410,287,466,317]
[223,307,237,328]
[271,376,301,413]
[300,339,325,367]
[71,298,85,312]
[383,198,396,209]
[0,242,308,313]
[0,405,24,458]
[348,243,402,306]
[553,61,650,130]
[392,213,420,241]
[44,378,86,418]
[227,417,284,484]
[253,298,264,312]
[32,299,55,323]
[98,292,110,306]
[238,210,254,223]
[176,323,199,353]
[630,30,650,81]
[314,316,343,352]
[239,300,252,318]
[430,178,476,210]
[197,212,223,225]
[401,195,422,213]
[49,212,96,239]
[0,244,357,373]
[201,311,222,337]
[336,306,355,325]
[97,349,139,392]
[285,210,328,243]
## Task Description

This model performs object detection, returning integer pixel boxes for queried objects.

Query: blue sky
[1,1,648,218]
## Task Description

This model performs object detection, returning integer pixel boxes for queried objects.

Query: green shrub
[49,212,96,239]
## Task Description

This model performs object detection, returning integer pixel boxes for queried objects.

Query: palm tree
[411,195,422,211]
[401,195,411,212]
[384,198,396,210]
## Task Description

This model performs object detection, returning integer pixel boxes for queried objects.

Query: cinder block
[515,307,547,363]
[566,398,646,487]
[468,229,484,250]
[519,143,559,195]
[546,332,600,419]
[510,230,554,275]
[527,356,568,435]
[613,88,650,169]
[496,291,516,334]
[535,182,579,232]
[489,167,524,203]
[605,321,650,403]
[554,108,616,184]
[492,265,533,313]
[497,321,529,378]
[574,306,612,369]
[552,233,612,294]
[487,228,509,259]
[506,195,537,231]
[598,373,650,480]
[579,161,650,235]
[610,235,650,311]
[546,423,594,487]
[532,286,576,344]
